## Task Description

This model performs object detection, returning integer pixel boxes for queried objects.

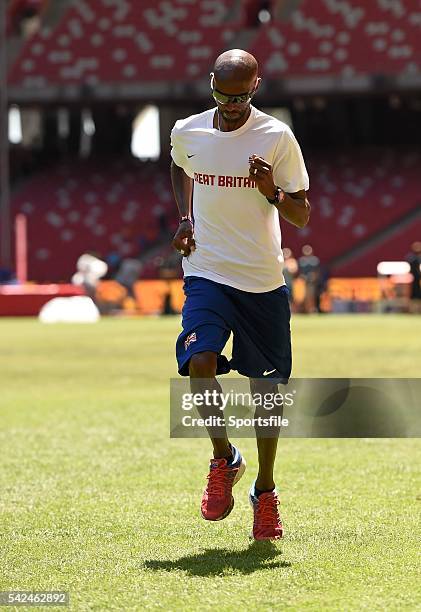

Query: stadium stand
[8,0,421,87]
[8,0,241,86]
[10,157,178,281]
[9,148,419,282]
[332,216,421,277]
[249,0,420,77]
[284,148,420,265]
[5,0,420,285]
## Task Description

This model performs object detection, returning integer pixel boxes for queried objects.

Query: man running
[170,49,310,540]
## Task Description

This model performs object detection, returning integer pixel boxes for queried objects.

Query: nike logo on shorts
[187,154,196,158]
[263,369,276,376]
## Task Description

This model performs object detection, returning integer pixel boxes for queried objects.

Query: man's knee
[189,351,218,378]
[250,378,283,419]
[250,378,278,396]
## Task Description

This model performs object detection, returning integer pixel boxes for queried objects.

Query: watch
[180,215,193,225]
[266,186,285,205]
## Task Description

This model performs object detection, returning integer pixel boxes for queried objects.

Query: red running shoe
[249,486,283,540]
[201,445,246,521]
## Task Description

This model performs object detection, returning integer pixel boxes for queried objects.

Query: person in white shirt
[171,49,310,540]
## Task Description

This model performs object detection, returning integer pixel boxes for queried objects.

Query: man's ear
[254,77,262,93]
[210,72,214,90]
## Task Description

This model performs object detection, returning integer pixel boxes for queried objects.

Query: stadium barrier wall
[0,277,412,316]
[98,278,411,315]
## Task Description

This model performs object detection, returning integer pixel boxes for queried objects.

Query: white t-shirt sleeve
[170,122,194,178]
[272,126,309,193]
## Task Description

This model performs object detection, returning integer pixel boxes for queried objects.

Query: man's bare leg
[190,351,246,521]
[249,377,283,539]
[189,351,231,458]
[250,378,282,491]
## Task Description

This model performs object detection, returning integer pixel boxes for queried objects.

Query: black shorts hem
[232,364,290,385]
[178,350,231,377]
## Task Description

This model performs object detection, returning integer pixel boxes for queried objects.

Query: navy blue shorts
[176,276,292,383]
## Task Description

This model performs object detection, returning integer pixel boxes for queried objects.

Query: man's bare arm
[249,155,310,228]
[171,160,193,218]
[276,189,310,229]
[170,160,196,256]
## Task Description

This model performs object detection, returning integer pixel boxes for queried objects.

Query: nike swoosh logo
[263,369,276,376]
[187,154,196,158]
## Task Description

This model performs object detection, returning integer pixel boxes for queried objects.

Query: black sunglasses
[212,89,255,104]
[211,74,257,105]
[212,87,256,105]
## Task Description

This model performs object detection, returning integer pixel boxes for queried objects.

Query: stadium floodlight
[377,261,410,276]
[131,105,160,161]
[9,106,22,144]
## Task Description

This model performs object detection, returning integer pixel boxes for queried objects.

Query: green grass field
[1,315,420,611]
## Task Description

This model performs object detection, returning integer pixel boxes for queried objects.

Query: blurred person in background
[170,49,310,541]
[245,0,285,27]
[152,203,169,238]
[298,244,321,313]
[114,258,143,299]
[104,252,122,280]
[72,253,108,301]
[8,0,44,37]
[0,268,15,285]
[407,241,421,314]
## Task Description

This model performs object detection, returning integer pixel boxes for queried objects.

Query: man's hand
[248,154,310,227]
[172,219,196,257]
[249,155,277,200]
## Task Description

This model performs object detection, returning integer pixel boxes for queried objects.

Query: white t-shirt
[170,105,309,292]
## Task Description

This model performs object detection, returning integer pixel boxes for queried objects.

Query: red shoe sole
[201,495,234,521]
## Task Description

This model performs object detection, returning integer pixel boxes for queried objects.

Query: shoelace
[255,494,281,528]
[206,462,233,497]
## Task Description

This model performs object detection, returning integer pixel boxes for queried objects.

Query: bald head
[213,49,258,83]
[210,49,260,128]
